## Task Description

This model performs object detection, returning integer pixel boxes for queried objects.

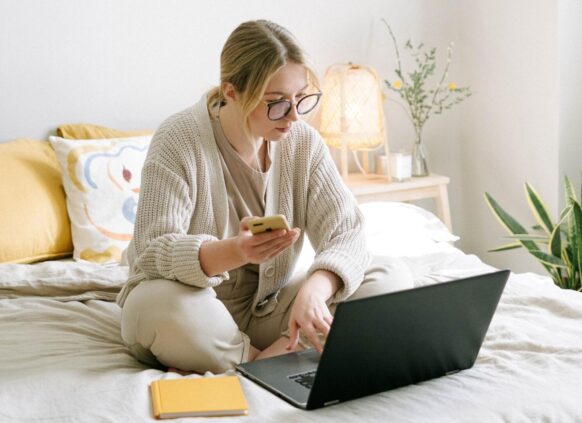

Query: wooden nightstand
[345,173,452,231]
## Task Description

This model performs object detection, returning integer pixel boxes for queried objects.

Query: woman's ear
[221,82,238,104]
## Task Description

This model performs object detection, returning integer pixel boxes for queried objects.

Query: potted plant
[382,19,473,176]
[484,176,581,291]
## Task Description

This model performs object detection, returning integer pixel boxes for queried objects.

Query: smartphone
[248,214,290,235]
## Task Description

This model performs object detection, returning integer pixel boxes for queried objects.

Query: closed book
[150,375,248,419]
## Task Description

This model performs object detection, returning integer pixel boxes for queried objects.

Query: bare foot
[248,345,261,361]
[167,367,196,376]
[254,336,303,361]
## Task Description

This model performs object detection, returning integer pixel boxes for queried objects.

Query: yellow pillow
[57,123,153,140]
[0,139,73,263]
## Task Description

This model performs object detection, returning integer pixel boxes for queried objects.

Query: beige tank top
[209,107,273,290]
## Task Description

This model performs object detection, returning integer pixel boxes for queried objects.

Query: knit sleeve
[130,159,228,288]
[305,139,371,302]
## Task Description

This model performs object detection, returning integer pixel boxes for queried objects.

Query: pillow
[56,123,153,140]
[49,135,152,264]
[0,139,73,263]
[358,201,459,257]
[293,201,459,276]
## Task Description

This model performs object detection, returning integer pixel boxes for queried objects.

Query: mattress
[2,244,582,422]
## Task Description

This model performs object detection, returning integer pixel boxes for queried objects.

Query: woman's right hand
[235,216,300,264]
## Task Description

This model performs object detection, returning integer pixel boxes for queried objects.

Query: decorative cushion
[49,135,152,264]
[0,139,73,263]
[56,123,152,140]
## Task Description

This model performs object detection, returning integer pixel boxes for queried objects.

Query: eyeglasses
[263,92,322,121]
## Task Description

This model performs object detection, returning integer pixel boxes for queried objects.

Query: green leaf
[485,192,551,273]
[550,206,571,258]
[549,266,565,289]
[564,175,577,203]
[571,200,582,282]
[566,198,577,268]
[530,250,566,267]
[484,193,532,239]
[504,234,548,241]
[488,243,522,252]
[525,183,554,234]
[562,251,573,289]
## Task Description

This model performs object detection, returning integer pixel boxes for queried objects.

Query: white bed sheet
[2,245,582,423]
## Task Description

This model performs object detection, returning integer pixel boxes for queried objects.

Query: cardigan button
[264,266,275,278]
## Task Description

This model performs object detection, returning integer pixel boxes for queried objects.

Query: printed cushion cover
[49,135,151,263]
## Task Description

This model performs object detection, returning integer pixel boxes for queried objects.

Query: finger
[254,237,291,259]
[255,231,296,255]
[256,227,299,247]
[291,228,301,239]
[260,231,292,248]
[250,229,288,247]
[265,237,296,260]
[303,324,323,353]
[267,236,298,259]
[322,306,334,325]
[323,314,334,326]
[287,321,300,351]
[314,318,331,338]
[240,216,258,231]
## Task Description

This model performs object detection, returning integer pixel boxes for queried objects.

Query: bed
[1,134,582,422]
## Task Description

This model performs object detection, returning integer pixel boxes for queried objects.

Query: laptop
[236,269,509,410]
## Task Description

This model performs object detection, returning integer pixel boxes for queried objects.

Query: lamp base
[342,150,392,183]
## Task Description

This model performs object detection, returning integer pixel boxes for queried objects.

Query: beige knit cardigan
[116,95,371,316]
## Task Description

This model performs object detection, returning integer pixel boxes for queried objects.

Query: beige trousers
[120,255,413,374]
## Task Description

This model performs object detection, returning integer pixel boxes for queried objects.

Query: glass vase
[411,131,429,177]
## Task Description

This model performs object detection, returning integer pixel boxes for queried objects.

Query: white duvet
[1,203,582,422]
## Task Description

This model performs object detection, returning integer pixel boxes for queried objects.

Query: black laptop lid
[307,270,509,409]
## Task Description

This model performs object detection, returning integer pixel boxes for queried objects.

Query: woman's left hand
[286,270,340,353]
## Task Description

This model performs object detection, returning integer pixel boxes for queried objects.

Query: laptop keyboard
[288,370,317,389]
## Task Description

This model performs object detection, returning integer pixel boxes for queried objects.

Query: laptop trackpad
[237,349,320,405]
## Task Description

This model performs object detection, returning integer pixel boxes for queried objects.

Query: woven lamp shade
[319,63,388,179]
[320,63,386,151]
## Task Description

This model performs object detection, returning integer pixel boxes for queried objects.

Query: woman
[118,19,413,374]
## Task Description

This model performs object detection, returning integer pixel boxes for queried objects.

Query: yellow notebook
[150,375,248,419]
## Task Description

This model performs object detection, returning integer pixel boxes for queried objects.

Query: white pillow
[358,201,459,257]
[294,201,459,274]
[49,135,151,264]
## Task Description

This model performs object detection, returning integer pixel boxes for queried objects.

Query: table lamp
[319,63,390,181]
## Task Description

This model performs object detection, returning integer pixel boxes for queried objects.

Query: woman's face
[248,61,309,142]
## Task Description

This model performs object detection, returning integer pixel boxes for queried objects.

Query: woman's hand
[236,216,300,264]
[199,216,299,277]
[286,270,341,353]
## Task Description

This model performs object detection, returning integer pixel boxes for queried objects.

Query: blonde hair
[207,20,319,138]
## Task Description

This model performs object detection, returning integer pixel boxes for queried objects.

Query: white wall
[1,0,576,276]
[0,0,434,141]
[455,0,560,273]
[559,0,582,203]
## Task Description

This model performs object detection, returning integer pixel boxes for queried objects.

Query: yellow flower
[448,82,457,91]
[392,80,402,90]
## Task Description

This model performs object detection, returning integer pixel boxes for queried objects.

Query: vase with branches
[382,19,473,176]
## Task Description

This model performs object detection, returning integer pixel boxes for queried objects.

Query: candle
[375,154,389,176]
[390,151,412,181]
